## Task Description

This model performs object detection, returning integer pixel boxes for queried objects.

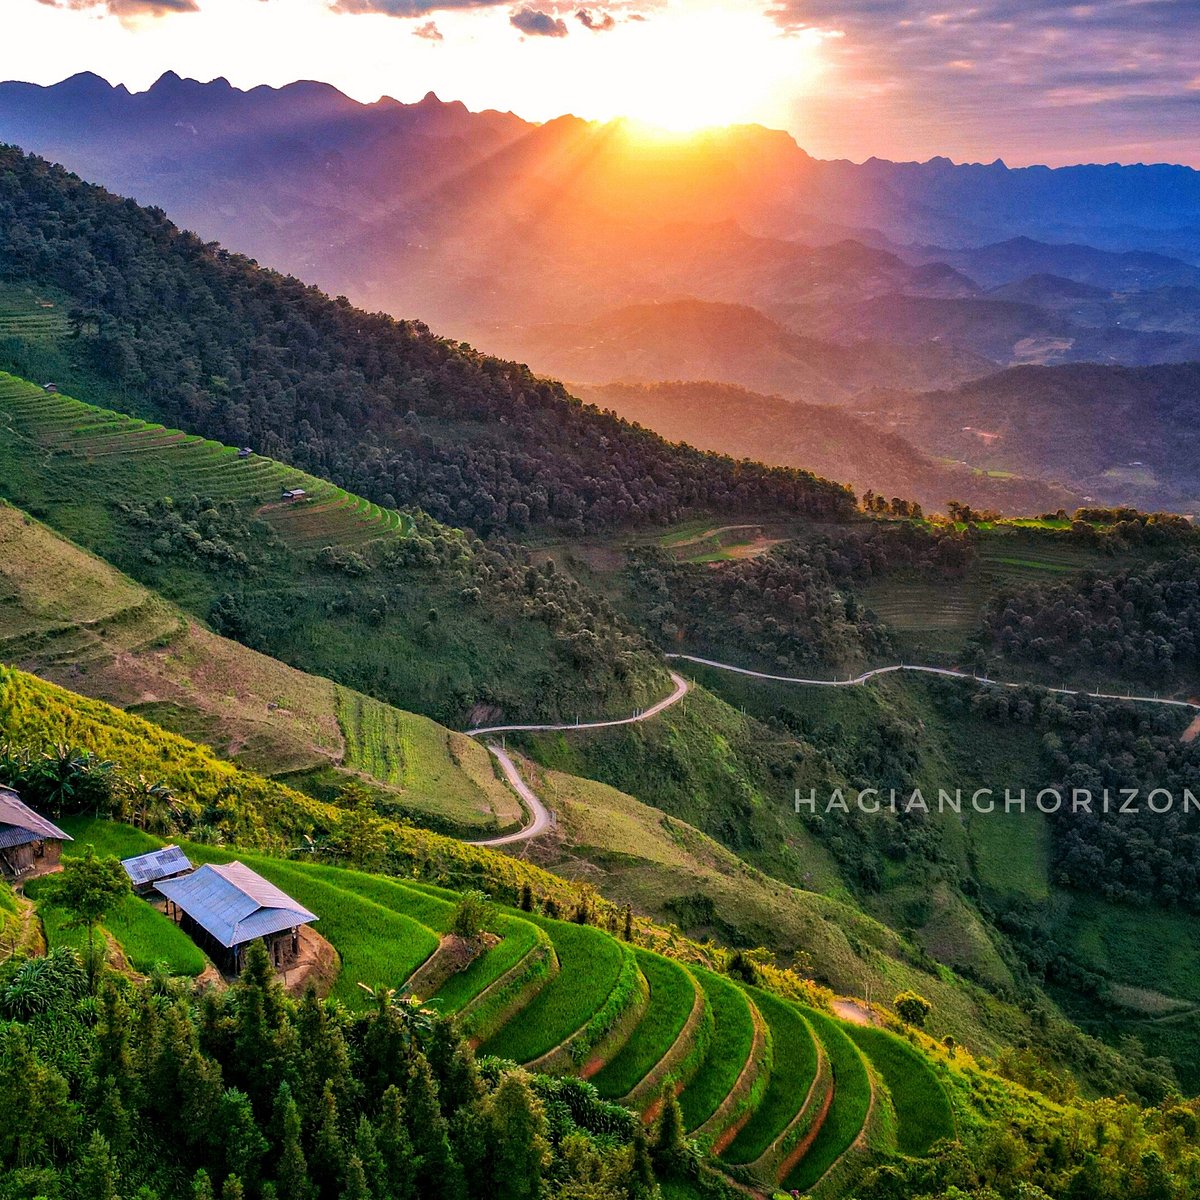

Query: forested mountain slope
[0,146,852,538]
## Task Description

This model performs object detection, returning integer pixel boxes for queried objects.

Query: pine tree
[519,884,533,912]
[406,1058,463,1200]
[339,1156,371,1200]
[190,1170,215,1200]
[217,1088,267,1185]
[623,906,633,942]
[353,1115,387,1200]
[220,1176,245,1200]
[312,1079,346,1197]
[272,1083,313,1200]
[478,1072,551,1200]
[375,1086,416,1200]
[76,1130,121,1200]
[651,1084,687,1176]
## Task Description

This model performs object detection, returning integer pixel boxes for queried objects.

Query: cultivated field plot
[0,374,413,554]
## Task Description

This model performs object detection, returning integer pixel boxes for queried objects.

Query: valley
[0,47,1199,1200]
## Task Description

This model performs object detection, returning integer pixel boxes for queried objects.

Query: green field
[26,871,206,977]
[782,1007,873,1192]
[590,948,697,1098]
[722,987,819,1164]
[677,967,758,1131]
[847,1026,954,1155]
[477,916,629,1064]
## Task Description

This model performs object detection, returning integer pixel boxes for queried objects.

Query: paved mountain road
[665,653,1200,712]
[466,671,691,847]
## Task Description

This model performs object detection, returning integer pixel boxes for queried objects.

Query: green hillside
[0,370,666,727]
[0,500,522,836]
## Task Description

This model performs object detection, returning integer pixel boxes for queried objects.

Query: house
[281,487,307,502]
[41,382,58,393]
[120,845,192,894]
[156,861,318,973]
[237,447,253,459]
[0,786,72,880]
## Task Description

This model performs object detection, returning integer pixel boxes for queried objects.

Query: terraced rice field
[0,374,413,552]
[847,1026,955,1155]
[677,967,759,1132]
[722,987,820,1167]
[781,1007,874,1193]
[45,819,949,1193]
[591,949,700,1100]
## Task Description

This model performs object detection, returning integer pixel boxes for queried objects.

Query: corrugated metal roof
[156,861,317,948]
[0,787,72,843]
[0,826,40,851]
[121,845,192,887]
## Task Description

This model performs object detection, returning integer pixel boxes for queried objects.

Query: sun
[572,3,815,136]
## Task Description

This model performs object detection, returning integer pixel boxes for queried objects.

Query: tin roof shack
[121,845,192,894]
[157,861,317,973]
[0,787,72,881]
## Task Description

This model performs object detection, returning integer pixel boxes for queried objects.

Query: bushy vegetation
[627,523,972,674]
[976,551,1200,685]
[0,938,667,1200]
[0,146,854,537]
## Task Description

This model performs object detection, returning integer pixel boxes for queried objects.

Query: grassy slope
[0,502,520,836]
[590,948,697,1099]
[721,987,820,1164]
[847,1026,955,1155]
[0,372,665,730]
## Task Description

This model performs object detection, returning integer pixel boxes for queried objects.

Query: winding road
[466,654,1199,848]
[664,652,1200,712]
[466,671,691,847]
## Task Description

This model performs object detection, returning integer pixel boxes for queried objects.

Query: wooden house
[156,861,317,973]
[0,786,72,880]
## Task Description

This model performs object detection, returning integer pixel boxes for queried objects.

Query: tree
[895,990,932,1028]
[450,890,494,941]
[76,1130,121,1200]
[651,1084,688,1176]
[52,846,130,982]
[476,1072,550,1200]
[272,1084,312,1200]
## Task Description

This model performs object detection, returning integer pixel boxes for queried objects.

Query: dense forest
[627,524,973,673]
[976,549,1200,685]
[0,147,853,536]
[0,936,686,1200]
[955,684,1200,911]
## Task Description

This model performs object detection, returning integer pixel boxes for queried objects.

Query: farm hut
[237,447,253,458]
[0,786,72,880]
[41,382,58,393]
[156,861,317,973]
[282,487,307,502]
[121,845,192,894]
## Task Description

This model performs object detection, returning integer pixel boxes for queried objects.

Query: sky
[4,0,1198,165]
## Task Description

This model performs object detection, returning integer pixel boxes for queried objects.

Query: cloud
[766,0,1200,162]
[576,7,615,31]
[413,18,443,37]
[510,5,568,36]
[36,0,198,13]
[331,0,507,15]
